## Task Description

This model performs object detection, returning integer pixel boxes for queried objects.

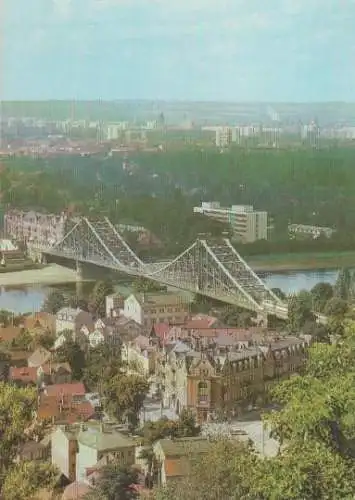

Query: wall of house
[56,319,75,335]
[51,429,71,480]
[123,296,143,325]
[76,443,98,483]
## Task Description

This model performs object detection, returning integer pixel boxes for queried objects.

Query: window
[197,381,208,403]
[159,308,165,313]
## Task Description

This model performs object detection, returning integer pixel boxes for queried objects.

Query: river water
[0,269,339,315]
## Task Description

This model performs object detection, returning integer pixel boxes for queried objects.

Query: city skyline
[3,0,355,102]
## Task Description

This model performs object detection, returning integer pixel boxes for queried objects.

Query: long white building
[193,202,268,243]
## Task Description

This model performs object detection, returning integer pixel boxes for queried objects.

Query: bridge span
[32,216,326,324]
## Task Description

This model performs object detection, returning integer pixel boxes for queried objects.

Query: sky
[2,0,355,101]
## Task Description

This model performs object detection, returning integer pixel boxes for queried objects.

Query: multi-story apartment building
[4,209,67,245]
[193,202,268,243]
[123,292,191,329]
[160,336,309,422]
[288,224,335,240]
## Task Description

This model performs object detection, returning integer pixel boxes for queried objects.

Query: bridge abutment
[256,311,268,327]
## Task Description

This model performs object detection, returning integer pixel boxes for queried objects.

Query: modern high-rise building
[193,202,268,243]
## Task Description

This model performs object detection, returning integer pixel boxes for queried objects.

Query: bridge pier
[256,311,268,328]
[75,261,84,298]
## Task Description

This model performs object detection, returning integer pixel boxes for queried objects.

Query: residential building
[37,382,94,423]
[55,308,94,336]
[215,127,232,147]
[52,425,79,481]
[75,422,136,482]
[4,209,68,245]
[160,336,309,422]
[28,347,51,368]
[0,326,23,345]
[9,366,38,385]
[20,312,55,333]
[123,292,191,328]
[153,437,210,486]
[122,334,159,376]
[105,293,124,318]
[288,224,335,240]
[193,202,268,243]
[37,362,72,385]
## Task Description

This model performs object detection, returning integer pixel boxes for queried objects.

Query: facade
[55,308,94,336]
[75,423,136,482]
[52,425,79,481]
[193,202,268,243]
[288,224,335,240]
[123,292,191,328]
[4,209,67,245]
[122,335,159,376]
[160,336,309,422]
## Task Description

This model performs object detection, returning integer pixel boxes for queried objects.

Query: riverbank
[246,251,355,272]
[0,260,44,273]
[0,264,79,286]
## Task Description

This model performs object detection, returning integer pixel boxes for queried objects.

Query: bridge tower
[75,260,84,298]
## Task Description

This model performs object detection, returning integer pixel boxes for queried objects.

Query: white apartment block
[214,126,259,147]
[193,202,268,243]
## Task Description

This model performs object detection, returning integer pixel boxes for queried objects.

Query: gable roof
[28,347,51,367]
[156,437,210,458]
[78,424,135,451]
[0,326,23,343]
[43,382,86,397]
[9,366,38,384]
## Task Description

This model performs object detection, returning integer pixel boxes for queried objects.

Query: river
[0,269,340,315]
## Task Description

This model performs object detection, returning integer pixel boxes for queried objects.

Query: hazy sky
[3,0,355,101]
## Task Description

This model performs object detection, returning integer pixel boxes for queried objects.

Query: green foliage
[0,383,36,473]
[41,290,65,314]
[334,268,353,301]
[287,290,315,333]
[89,280,114,317]
[84,343,122,392]
[310,282,334,312]
[104,373,149,427]
[133,277,166,293]
[85,464,138,500]
[140,410,200,446]
[9,329,33,350]
[325,297,349,337]
[154,439,257,500]
[2,461,59,500]
[54,339,86,380]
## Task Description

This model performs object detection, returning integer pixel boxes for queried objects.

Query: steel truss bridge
[40,216,326,323]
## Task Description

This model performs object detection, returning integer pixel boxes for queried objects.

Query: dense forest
[1,147,355,256]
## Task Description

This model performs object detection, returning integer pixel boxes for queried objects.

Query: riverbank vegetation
[2,147,355,258]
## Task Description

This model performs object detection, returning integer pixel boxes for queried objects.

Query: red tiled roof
[44,382,85,397]
[153,322,171,339]
[9,366,38,384]
[0,326,23,343]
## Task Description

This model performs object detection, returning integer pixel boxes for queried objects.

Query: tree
[0,383,36,475]
[0,350,10,381]
[324,297,349,337]
[311,282,334,312]
[104,374,149,427]
[84,343,122,392]
[55,339,86,380]
[85,464,138,500]
[334,268,352,301]
[41,290,65,314]
[287,290,315,333]
[175,408,200,438]
[271,287,287,301]
[154,439,257,500]
[89,280,115,317]
[133,277,166,293]
[2,461,59,500]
